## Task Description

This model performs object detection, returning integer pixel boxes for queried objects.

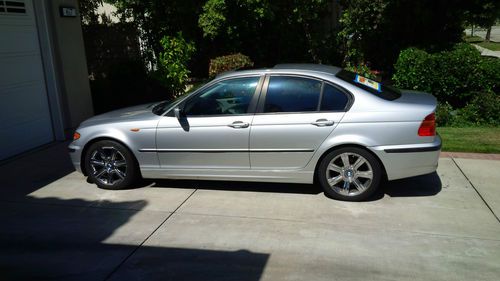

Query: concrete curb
[440,151,500,161]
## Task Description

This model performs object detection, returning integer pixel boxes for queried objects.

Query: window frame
[167,75,265,118]
[255,74,354,115]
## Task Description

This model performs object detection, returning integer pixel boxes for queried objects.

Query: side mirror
[174,107,183,120]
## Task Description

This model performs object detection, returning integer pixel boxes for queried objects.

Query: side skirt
[140,168,314,184]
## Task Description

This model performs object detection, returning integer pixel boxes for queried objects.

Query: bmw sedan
[69,64,441,201]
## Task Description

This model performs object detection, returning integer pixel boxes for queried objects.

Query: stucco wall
[48,0,93,128]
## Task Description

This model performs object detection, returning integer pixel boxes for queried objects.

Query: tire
[84,140,139,190]
[318,147,381,201]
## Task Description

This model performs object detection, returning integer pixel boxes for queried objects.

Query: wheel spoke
[94,168,106,178]
[342,181,350,193]
[114,169,125,179]
[353,157,366,170]
[328,175,343,186]
[328,163,342,173]
[97,148,107,160]
[340,153,350,167]
[111,149,117,161]
[356,171,373,179]
[114,160,126,167]
[353,178,366,192]
[107,171,113,184]
[90,160,105,166]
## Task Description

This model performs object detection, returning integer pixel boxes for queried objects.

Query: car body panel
[249,112,345,169]
[155,115,254,169]
[69,64,441,184]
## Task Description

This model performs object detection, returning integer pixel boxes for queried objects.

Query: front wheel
[84,140,139,190]
[318,147,382,201]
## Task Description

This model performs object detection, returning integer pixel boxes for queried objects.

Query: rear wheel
[84,140,139,190]
[318,147,381,201]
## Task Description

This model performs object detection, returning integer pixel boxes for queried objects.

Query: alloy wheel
[325,152,373,196]
[89,146,127,186]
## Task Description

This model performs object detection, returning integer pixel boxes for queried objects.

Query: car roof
[215,63,342,79]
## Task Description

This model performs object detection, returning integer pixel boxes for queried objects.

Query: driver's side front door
[156,76,262,169]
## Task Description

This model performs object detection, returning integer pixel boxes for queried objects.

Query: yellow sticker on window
[354,74,381,92]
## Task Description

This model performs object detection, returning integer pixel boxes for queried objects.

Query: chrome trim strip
[139,148,314,153]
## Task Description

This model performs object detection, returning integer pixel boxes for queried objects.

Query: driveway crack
[451,157,500,224]
[103,188,198,281]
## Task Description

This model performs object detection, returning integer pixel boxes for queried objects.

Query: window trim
[165,74,264,118]
[255,74,354,115]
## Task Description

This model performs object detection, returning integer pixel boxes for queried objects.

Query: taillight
[418,113,436,136]
[73,132,81,140]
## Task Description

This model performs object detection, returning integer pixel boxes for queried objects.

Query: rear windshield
[336,70,401,101]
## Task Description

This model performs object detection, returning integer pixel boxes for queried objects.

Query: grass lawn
[438,127,500,153]
[464,35,500,51]
[464,35,484,43]
[476,41,500,51]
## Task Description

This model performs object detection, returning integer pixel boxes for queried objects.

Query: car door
[156,75,262,169]
[250,75,350,169]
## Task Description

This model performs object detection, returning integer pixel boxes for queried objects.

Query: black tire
[318,147,381,201]
[84,140,139,190]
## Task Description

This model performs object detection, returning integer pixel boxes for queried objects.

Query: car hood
[80,103,160,127]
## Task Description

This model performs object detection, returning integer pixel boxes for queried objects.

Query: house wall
[47,0,93,129]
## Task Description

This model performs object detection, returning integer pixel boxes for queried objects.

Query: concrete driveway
[1,142,499,281]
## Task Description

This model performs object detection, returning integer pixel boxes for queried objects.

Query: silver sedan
[69,64,441,201]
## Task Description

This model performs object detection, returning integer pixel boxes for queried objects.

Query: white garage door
[0,0,54,160]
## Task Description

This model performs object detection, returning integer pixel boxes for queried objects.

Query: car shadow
[140,171,442,200]
[140,178,324,195]
[382,172,442,197]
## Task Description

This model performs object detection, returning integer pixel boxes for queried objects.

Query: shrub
[392,44,490,107]
[435,102,455,127]
[344,62,377,80]
[457,91,500,126]
[435,91,500,127]
[208,53,253,78]
[156,32,196,95]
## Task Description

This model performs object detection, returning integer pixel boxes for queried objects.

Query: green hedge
[393,44,499,106]
[208,53,253,78]
[392,43,499,126]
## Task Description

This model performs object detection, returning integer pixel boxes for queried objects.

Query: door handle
[228,121,250,128]
[311,119,334,127]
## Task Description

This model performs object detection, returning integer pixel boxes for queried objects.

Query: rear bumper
[369,136,441,181]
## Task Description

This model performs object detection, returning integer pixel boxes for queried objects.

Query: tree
[198,0,337,65]
[156,32,196,95]
[337,0,471,72]
[105,0,205,68]
[79,0,103,25]
[465,0,500,42]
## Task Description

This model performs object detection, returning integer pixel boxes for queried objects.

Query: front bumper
[369,136,442,181]
[68,143,84,173]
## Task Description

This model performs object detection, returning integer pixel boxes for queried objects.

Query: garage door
[0,0,54,160]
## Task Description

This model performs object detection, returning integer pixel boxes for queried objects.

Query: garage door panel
[0,0,54,160]
[0,23,40,53]
[0,55,46,87]
[0,118,54,160]
[0,82,51,125]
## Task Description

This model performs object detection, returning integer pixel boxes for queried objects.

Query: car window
[184,77,260,116]
[264,76,322,113]
[336,70,401,101]
[320,83,349,111]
